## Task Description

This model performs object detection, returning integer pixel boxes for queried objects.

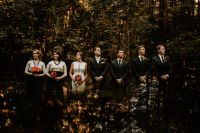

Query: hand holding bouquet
[50,71,57,78]
[31,67,41,73]
[74,75,82,86]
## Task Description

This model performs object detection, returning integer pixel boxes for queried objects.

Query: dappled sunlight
[78,0,91,11]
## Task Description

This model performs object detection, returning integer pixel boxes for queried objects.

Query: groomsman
[132,45,151,84]
[152,44,173,115]
[111,49,129,100]
[88,46,109,116]
[88,46,107,89]
[152,44,172,84]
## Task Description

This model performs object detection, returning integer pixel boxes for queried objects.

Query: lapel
[113,60,118,67]
[137,56,142,64]
[94,57,105,65]
[114,60,118,65]
[93,57,99,64]
[156,55,163,64]
[137,56,145,65]
[117,59,124,67]
[99,58,103,64]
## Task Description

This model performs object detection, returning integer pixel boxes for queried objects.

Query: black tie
[118,60,121,65]
[161,56,164,63]
[141,57,144,62]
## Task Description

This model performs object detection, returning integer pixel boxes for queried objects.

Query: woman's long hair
[77,51,84,61]
[32,49,43,61]
[52,49,62,61]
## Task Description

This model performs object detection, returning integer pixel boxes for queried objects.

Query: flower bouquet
[50,71,57,78]
[74,75,82,86]
[31,67,41,73]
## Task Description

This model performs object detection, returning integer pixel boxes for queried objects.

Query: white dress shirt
[95,56,100,63]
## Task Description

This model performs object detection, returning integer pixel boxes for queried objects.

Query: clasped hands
[95,76,102,82]
[139,75,146,83]
[161,74,169,81]
[116,78,124,85]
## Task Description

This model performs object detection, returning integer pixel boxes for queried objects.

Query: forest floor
[0,81,200,133]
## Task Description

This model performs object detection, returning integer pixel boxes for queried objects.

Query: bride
[69,51,88,95]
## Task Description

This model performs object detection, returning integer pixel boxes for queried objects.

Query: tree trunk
[159,0,166,41]
[198,0,200,16]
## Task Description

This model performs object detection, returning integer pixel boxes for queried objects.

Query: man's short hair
[136,45,145,51]
[156,44,164,51]
[116,49,124,54]
[94,46,101,51]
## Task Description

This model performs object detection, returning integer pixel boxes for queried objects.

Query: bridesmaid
[25,49,45,77]
[24,49,45,113]
[46,50,67,104]
[69,51,88,95]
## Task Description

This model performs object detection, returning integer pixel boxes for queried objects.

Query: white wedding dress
[71,61,86,95]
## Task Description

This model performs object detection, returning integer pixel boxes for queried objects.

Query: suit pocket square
[101,62,105,64]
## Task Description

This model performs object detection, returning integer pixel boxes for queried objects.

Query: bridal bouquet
[74,75,82,86]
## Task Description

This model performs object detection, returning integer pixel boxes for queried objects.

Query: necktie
[118,60,122,65]
[161,56,165,63]
[140,57,144,62]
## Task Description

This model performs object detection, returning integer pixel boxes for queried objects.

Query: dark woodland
[0,0,200,132]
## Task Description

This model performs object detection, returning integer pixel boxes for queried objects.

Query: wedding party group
[24,44,172,106]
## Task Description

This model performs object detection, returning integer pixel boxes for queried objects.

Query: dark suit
[88,57,108,116]
[152,55,172,80]
[131,57,151,108]
[88,57,107,85]
[132,56,151,82]
[152,55,173,112]
[111,59,129,87]
[110,59,129,101]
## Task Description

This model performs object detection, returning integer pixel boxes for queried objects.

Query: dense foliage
[0,0,200,77]
[1,1,200,132]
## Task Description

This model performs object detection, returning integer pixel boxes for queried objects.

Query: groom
[89,46,108,90]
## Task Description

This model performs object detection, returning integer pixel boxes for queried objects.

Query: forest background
[1,0,200,81]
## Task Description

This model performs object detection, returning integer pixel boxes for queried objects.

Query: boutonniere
[100,58,106,64]
[140,57,147,62]
[165,56,169,61]
[143,57,147,61]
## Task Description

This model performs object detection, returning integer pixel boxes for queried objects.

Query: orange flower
[31,67,41,73]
